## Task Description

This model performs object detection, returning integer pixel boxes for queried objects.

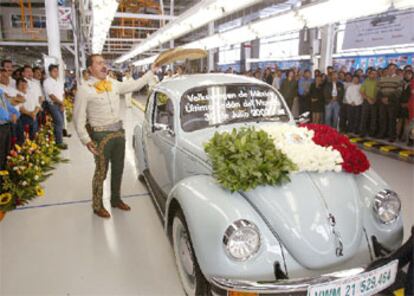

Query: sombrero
[154,48,208,66]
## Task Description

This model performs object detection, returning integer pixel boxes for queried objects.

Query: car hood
[180,129,364,270]
[241,172,363,270]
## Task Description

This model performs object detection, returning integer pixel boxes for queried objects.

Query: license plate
[307,260,398,296]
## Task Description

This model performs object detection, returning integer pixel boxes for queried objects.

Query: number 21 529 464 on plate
[307,260,398,296]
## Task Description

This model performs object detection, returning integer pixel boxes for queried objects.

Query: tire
[172,208,211,296]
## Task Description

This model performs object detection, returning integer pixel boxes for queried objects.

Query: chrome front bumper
[210,263,386,295]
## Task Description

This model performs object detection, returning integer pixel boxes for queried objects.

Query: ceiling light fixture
[92,0,119,54]
[115,0,263,63]
[130,0,414,67]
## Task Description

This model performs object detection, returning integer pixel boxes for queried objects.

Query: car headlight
[373,189,401,224]
[223,220,261,261]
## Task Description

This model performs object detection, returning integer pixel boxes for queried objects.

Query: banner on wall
[58,7,72,30]
[333,53,413,72]
[342,10,414,50]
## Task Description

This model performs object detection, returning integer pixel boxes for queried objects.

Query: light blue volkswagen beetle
[133,74,403,296]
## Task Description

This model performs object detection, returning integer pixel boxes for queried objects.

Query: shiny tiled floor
[0,104,185,296]
[0,101,412,296]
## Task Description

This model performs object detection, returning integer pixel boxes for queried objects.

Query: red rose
[301,123,370,174]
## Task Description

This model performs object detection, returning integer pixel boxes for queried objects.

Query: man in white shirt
[22,65,44,106]
[1,59,16,89]
[272,70,283,90]
[74,54,158,218]
[43,64,66,149]
[32,67,46,123]
[15,78,41,143]
[344,75,363,134]
[0,68,25,106]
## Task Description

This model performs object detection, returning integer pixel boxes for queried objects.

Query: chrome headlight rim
[223,219,261,262]
[373,189,401,225]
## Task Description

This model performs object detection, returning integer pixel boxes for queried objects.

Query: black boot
[63,129,72,138]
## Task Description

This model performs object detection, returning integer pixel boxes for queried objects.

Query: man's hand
[11,114,17,124]
[31,112,36,120]
[367,97,375,105]
[86,141,99,156]
[59,105,65,112]
[14,94,25,104]
[16,94,24,100]
[151,63,160,74]
[381,97,389,105]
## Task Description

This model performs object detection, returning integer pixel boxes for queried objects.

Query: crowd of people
[236,63,414,146]
[141,62,414,146]
[0,59,70,171]
[1,58,414,173]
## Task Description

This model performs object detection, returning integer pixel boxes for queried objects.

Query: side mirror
[154,123,175,137]
[295,111,310,124]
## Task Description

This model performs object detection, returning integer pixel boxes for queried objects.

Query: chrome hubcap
[173,217,196,295]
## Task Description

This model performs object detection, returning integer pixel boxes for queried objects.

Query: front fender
[133,124,146,175]
[354,169,404,252]
[165,175,285,282]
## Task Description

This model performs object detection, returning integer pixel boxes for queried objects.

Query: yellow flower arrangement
[64,96,74,122]
[0,118,67,214]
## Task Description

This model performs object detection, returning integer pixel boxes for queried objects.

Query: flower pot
[0,210,5,222]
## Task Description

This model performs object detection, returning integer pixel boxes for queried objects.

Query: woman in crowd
[309,75,325,124]
[280,69,298,109]
[398,69,412,141]
[262,68,273,85]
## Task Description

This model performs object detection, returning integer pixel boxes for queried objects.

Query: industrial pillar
[71,0,80,83]
[169,0,175,71]
[208,22,215,72]
[45,0,64,80]
[319,24,335,73]
[250,38,260,70]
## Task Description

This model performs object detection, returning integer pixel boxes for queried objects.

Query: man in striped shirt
[377,63,403,142]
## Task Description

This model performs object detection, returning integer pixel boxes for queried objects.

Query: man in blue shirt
[298,69,313,115]
[0,88,19,170]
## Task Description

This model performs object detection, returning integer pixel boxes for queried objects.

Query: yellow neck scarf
[94,80,112,93]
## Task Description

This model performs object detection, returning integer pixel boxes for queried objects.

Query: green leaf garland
[204,128,297,192]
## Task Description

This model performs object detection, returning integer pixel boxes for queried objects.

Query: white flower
[22,181,28,186]
[34,175,39,180]
[262,125,343,173]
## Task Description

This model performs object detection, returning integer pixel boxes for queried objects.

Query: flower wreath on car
[300,123,370,174]
[204,124,370,192]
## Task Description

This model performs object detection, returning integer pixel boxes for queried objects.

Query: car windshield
[180,84,289,132]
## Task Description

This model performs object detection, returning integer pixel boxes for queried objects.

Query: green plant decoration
[204,128,297,192]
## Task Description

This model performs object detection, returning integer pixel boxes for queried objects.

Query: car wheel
[172,209,211,296]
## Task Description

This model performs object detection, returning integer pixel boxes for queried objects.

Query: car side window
[153,92,175,131]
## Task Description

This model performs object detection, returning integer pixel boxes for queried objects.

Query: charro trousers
[90,129,125,211]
